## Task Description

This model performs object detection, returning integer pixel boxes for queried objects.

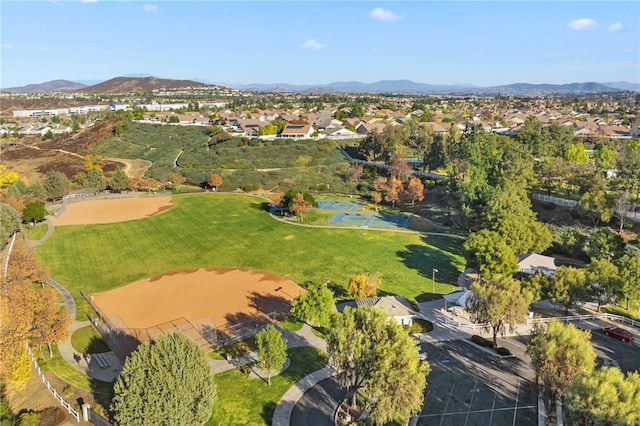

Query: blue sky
[2,1,639,88]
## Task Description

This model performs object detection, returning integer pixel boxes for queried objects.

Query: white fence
[444,311,640,331]
[526,312,640,328]
[25,343,80,422]
[530,193,578,208]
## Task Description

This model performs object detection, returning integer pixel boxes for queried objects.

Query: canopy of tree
[327,307,429,425]
[111,333,217,426]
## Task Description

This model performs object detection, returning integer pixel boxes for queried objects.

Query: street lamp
[432,268,438,297]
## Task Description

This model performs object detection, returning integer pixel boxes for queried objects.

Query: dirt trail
[106,157,152,178]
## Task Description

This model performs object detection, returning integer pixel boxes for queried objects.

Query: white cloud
[608,22,624,32]
[567,18,599,31]
[143,4,158,13]
[369,7,400,22]
[302,39,325,50]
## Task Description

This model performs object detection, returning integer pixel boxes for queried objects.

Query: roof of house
[281,124,312,135]
[355,295,416,318]
[517,253,556,276]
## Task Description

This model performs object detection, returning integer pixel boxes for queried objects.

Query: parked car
[603,326,635,342]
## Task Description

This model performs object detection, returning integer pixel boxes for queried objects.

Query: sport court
[317,199,411,229]
[315,200,362,211]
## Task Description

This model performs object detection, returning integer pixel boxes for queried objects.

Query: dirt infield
[51,196,174,225]
[91,267,303,331]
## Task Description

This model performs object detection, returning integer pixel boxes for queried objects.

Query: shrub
[471,334,494,348]
[241,183,261,192]
[496,347,512,356]
[407,318,433,334]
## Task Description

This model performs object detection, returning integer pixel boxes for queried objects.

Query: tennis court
[327,212,411,228]
[315,200,362,211]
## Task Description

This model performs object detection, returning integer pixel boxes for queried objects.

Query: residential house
[280,124,314,139]
[354,296,418,326]
[356,121,387,135]
[322,127,359,139]
[516,253,556,277]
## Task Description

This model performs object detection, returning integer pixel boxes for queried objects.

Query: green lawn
[208,346,327,425]
[22,223,48,240]
[35,193,465,320]
[70,325,111,354]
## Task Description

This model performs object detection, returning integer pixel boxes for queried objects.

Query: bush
[496,347,512,356]
[471,334,494,348]
[407,318,433,334]
[241,183,261,192]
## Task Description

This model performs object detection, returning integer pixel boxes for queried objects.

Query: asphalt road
[290,377,346,426]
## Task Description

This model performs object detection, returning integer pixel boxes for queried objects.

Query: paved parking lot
[413,339,537,426]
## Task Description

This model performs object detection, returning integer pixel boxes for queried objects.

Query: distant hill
[228,80,631,95]
[77,76,208,94]
[2,79,87,94]
[476,82,622,95]
[603,81,640,91]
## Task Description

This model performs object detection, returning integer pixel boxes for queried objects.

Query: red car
[603,327,635,342]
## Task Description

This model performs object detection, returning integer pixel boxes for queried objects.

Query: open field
[35,194,465,320]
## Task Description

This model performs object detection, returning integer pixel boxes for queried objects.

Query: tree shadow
[86,336,111,354]
[397,242,461,284]
[260,401,277,424]
[248,291,292,315]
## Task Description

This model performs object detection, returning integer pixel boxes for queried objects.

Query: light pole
[432,268,438,297]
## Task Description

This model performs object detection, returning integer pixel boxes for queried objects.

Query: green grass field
[208,346,327,426]
[35,193,465,320]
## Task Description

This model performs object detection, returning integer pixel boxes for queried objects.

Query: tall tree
[0,204,21,250]
[21,201,46,225]
[43,171,70,201]
[289,192,312,221]
[388,155,413,182]
[208,173,223,190]
[405,176,425,206]
[593,142,618,171]
[111,168,130,191]
[548,266,588,314]
[618,255,640,314]
[326,307,428,420]
[567,367,640,426]
[86,169,106,192]
[111,333,217,426]
[564,143,589,164]
[526,320,596,420]
[361,319,429,425]
[586,258,622,312]
[464,229,518,279]
[347,273,381,298]
[0,246,49,382]
[290,281,335,328]
[29,286,71,357]
[485,179,552,254]
[468,276,529,348]
[579,176,613,228]
[383,177,403,208]
[255,324,288,386]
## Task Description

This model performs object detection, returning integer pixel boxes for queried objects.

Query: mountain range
[2,76,639,95]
